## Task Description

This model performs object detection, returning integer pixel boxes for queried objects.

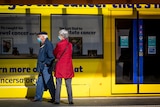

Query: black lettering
[18,68,22,72]
[69,30,79,35]
[26,68,31,72]
[74,68,79,72]
[88,4,94,7]
[10,67,31,73]
[114,4,126,8]
[33,68,37,72]
[81,31,96,35]
[0,31,11,35]
[78,4,84,7]
[5,79,9,83]
[27,4,32,6]
[8,79,13,83]
[12,32,29,35]
[64,4,69,7]
[25,78,30,83]
[8,5,16,10]
[72,27,78,30]
[52,4,59,7]
[16,79,19,83]
[121,4,127,8]
[0,68,7,73]
[19,79,24,83]
[19,4,24,6]
[154,4,160,8]
[145,4,150,8]
[127,4,134,8]
[112,4,118,8]
[74,66,83,72]
[37,4,47,6]
[79,66,83,72]
[13,79,17,83]
[83,5,87,7]
[30,78,35,83]
[96,4,106,8]
[71,4,78,7]
[10,68,16,72]
[0,79,5,83]
[136,4,142,8]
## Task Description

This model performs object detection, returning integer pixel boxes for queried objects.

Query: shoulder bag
[52,42,69,71]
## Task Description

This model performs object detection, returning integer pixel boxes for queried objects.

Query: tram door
[139,18,160,93]
[114,17,160,94]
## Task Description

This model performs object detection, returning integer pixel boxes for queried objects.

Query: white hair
[59,29,69,38]
[41,34,48,38]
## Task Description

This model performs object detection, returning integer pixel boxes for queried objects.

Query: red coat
[53,39,74,78]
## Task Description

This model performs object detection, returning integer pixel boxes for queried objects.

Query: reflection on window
[0,14,41,59]
[51,15,103,59]
[115,19,133,84]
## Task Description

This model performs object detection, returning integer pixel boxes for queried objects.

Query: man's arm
[44,42,55,66]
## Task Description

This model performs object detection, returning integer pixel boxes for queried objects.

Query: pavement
[0,97,160,107]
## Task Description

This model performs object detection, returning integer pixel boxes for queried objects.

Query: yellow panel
[67,8,98,14]
[140,84,160,93]
[0,5,25,13]
[0,87,30,98]
[112,85,137,93]
[139,11,160,15]
[31,8,62,14]
[43,83,90,98]
[109,9,133,16]
[0,58,110,97]
[138,11,160,19]
[61,84,90,97]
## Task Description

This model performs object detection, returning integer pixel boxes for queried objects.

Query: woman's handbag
[52,60,57,71]
[52,42,69,71]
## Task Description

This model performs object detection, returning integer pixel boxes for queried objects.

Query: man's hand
[55,59,58,62]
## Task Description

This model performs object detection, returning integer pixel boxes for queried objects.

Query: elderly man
[31,32,55,103]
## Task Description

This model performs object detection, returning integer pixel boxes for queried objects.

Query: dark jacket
[36,38,54,72]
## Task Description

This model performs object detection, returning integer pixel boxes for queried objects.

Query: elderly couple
[31,29,74,104]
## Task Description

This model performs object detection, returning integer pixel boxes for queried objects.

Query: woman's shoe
[54,102,60,104]
[69,102,74,104]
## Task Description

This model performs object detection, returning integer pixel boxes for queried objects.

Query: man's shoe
[31,99,41,102]
[69,102,74,104]
[54,102,60,104]
[48,99,55,103]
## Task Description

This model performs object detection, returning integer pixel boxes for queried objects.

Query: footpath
[0,97,160,107]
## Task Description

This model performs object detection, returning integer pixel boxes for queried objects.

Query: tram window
[51,15,103,59]
[0,14,41,59]
[115,19,133,84]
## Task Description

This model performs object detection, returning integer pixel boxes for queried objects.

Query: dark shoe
[31,99,41,102]
[44,88,48,91]
[54,102,60,104]
[48,99,55,103]
[69,102,74,104]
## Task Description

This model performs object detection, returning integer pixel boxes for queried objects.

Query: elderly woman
[53,29,74,104]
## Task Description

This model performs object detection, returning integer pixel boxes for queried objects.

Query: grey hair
[59,29,69,38]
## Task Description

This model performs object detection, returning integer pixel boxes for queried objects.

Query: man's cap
[37,31,48,38]
[37,31,48,35]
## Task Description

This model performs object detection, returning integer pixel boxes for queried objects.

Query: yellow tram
[0,4,160,98]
